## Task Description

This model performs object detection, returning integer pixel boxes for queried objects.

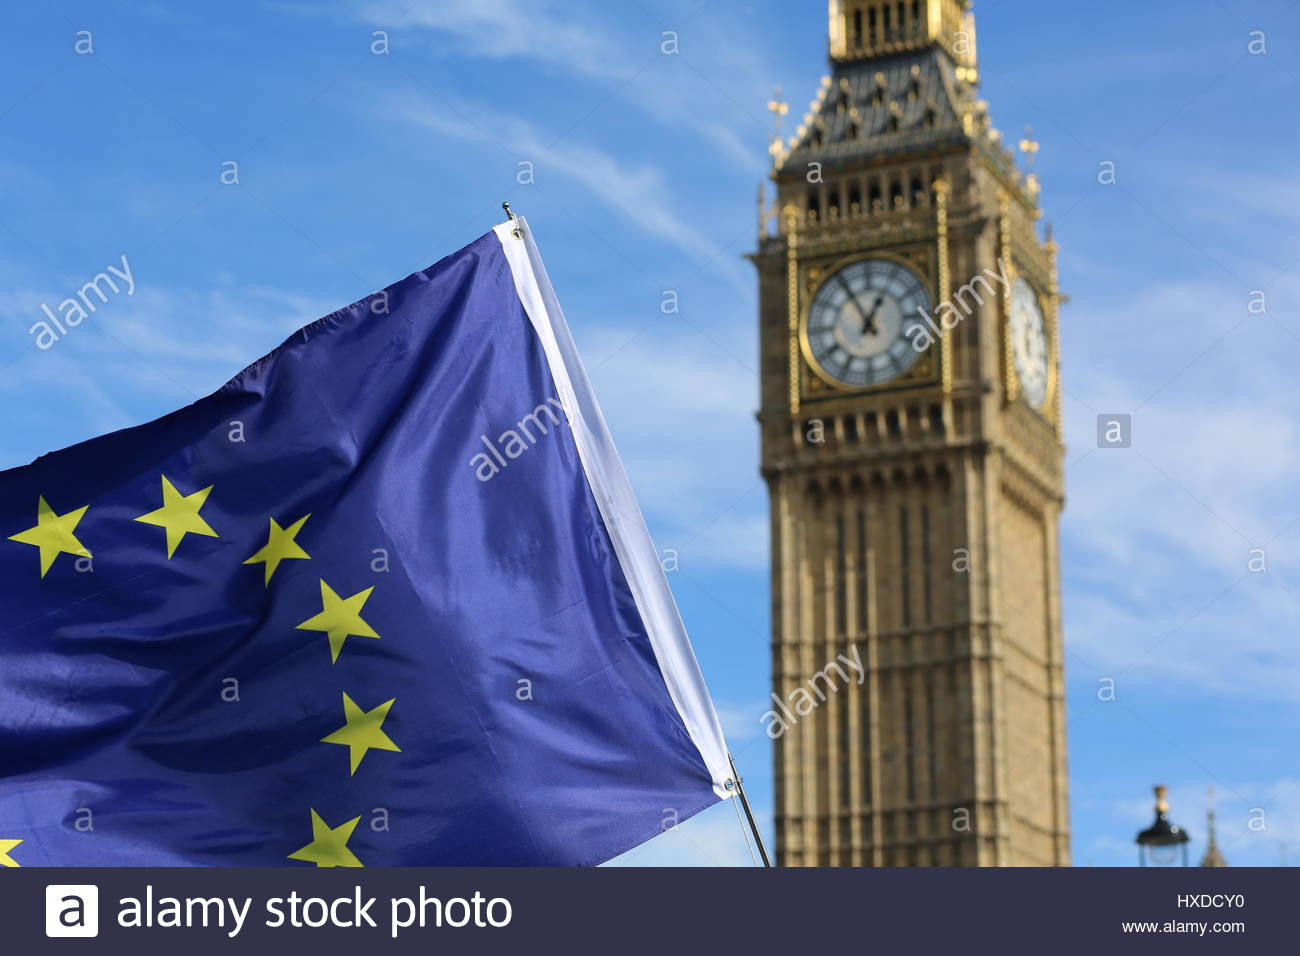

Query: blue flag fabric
[0,219,731,867]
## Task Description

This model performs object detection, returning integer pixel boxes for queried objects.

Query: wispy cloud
[363,0,615,76]
[1060,266,1300,700]
[289,0,768,171]
[391,94,747,286]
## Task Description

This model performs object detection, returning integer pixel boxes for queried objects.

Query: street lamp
[1136,784,1191,867]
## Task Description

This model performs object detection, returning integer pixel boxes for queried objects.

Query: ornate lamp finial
[1154,784,1170,814]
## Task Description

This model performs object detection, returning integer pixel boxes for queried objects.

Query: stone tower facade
[756,0,1070,867]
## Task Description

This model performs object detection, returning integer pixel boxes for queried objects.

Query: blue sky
[1,0,1298,867]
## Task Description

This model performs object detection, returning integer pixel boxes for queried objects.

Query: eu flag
[0,219,732,867]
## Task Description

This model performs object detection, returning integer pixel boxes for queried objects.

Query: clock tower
[756,0,1069,866]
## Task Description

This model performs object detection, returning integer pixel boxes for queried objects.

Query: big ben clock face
[1009,276,1050,409]
[805,258,932,388]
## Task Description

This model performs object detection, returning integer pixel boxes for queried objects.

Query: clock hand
[861,294,885,336]
[834,276,870,332]
[832,275,886,339]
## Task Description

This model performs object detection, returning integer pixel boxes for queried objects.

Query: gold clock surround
[998,194,1060,418]
[1005,270,1056,413]
[797,248,942,400]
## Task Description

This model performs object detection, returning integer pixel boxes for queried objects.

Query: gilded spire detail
[1199,787,1228,867]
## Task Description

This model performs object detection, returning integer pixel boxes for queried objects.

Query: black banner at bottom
[3,866,1292,953]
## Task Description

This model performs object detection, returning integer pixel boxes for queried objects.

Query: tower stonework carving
[755,0,1069,867]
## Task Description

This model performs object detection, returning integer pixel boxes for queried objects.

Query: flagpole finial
[502,202,523,239]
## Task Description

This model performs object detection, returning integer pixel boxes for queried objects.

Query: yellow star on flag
[0,839,21,867]
[296,580,380,663]
[8,496,91,577]
[134,475,218,558]
[288,810,363,867]
[322,693,401,775]
[244,514,311,584]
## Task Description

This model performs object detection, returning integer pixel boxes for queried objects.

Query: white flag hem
[493,219,733,799]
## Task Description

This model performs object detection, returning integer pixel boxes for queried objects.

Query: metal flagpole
[729,753,772,867]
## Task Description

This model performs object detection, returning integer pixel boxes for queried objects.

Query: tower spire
[1199,787,1228,867]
